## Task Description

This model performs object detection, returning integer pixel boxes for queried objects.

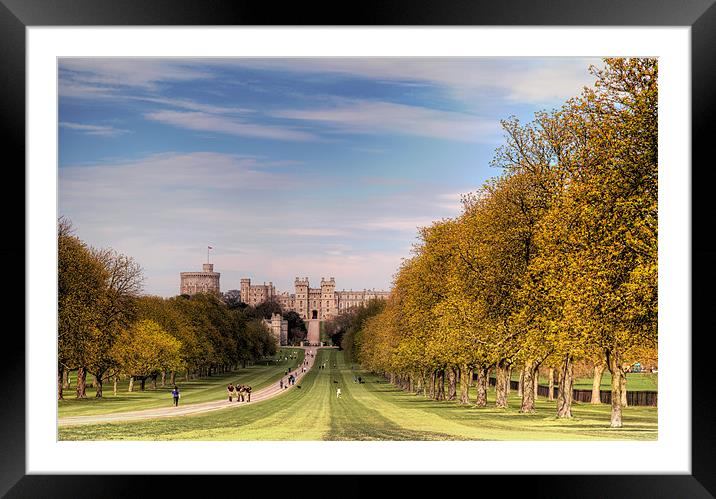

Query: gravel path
[58,347,319,426]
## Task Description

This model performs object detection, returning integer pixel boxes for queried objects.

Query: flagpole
[207,246,210,264]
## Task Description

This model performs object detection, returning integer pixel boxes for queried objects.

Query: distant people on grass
[227,383,235,402]
[172,385,180,406]
[336,387,341,399]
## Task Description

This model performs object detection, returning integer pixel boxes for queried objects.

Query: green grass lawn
[58,348,304,417]
[509,371,657,391]
[59,349,657,441]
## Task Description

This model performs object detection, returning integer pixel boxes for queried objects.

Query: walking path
[59,347,320,426]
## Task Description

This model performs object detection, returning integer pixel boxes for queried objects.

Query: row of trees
[323,298,387,356]
[58,219,277,399]
[354,58,658,428]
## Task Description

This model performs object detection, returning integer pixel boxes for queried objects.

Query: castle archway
[312,310,318,319]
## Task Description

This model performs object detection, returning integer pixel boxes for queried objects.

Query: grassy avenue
[59,348,657,441]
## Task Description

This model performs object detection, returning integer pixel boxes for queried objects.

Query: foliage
[112,320,184,384]
[355,58,658,427]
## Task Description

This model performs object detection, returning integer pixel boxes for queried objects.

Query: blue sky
[58,57,600,297]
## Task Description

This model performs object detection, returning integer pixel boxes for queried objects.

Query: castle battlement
[241,275,389,321]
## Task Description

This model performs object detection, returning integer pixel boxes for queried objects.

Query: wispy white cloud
[144,110,318,142]
[358,216,445,233]
[130,96,253,115]
[60,59,214,90]
[270,100,500,142]
[60,121,129,137]
[224,58,599,105]
[432,191,471,212]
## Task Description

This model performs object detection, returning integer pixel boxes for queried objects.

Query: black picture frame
[4,0,715,496]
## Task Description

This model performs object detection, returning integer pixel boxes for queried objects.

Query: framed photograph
[6,0,715,496]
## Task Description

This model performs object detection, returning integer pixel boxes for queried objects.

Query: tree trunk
[495,360,509,408]
[556,355,574,418]
[75,367,87,399]
[58,365,64,401]
[94,371,104,398]
[128,376,134,392]
[185,370,190,382]
[475,366,488,407]
[548,368,555,401]
[151,374,158,390]
[161,371,166,387]
[520,360,537,413]
[428,371,436,399]
[591,363,605,404]
[435,370,446,401]
[607,350,623,428]
[170,371,176,385]
[459,365,472,404]
[113,376,118,396]
[62,369,69,390]
[447,367,457,401]
[621,372,628,407]
[517,367,524,397]
[534,368,539,398]
[140,377,146,391]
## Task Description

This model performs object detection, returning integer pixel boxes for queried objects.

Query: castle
[179,260,390,323]
[241,276,390,320]
[180,263,220,295]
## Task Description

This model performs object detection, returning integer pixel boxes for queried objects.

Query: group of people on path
[281,374,297,389]
[172,348,320,407]
[226,383,252,402]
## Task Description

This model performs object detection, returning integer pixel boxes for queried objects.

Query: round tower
[180,261,220,296]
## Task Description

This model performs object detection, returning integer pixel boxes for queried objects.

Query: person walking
[172,385,180,407]
[336,387,341,399]
[227,383,235,402]
[280,379,284,389]
[246,385,252,402]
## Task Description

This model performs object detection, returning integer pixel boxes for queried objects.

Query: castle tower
[180,261,220,296]
[240,278,251,304]
[295,276,309,319]
[320,277,336,319]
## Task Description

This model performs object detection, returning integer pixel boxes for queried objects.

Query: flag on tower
[208,246,213,250]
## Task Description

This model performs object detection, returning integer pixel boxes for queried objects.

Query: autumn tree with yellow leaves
[356,58,657,429]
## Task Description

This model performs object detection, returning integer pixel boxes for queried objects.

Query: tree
[283,310,307,345]
[254,299,282,320]
[57,217,108,400]
[112,320,184,391]
[222,289,244,310]
[84,248,144,397]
